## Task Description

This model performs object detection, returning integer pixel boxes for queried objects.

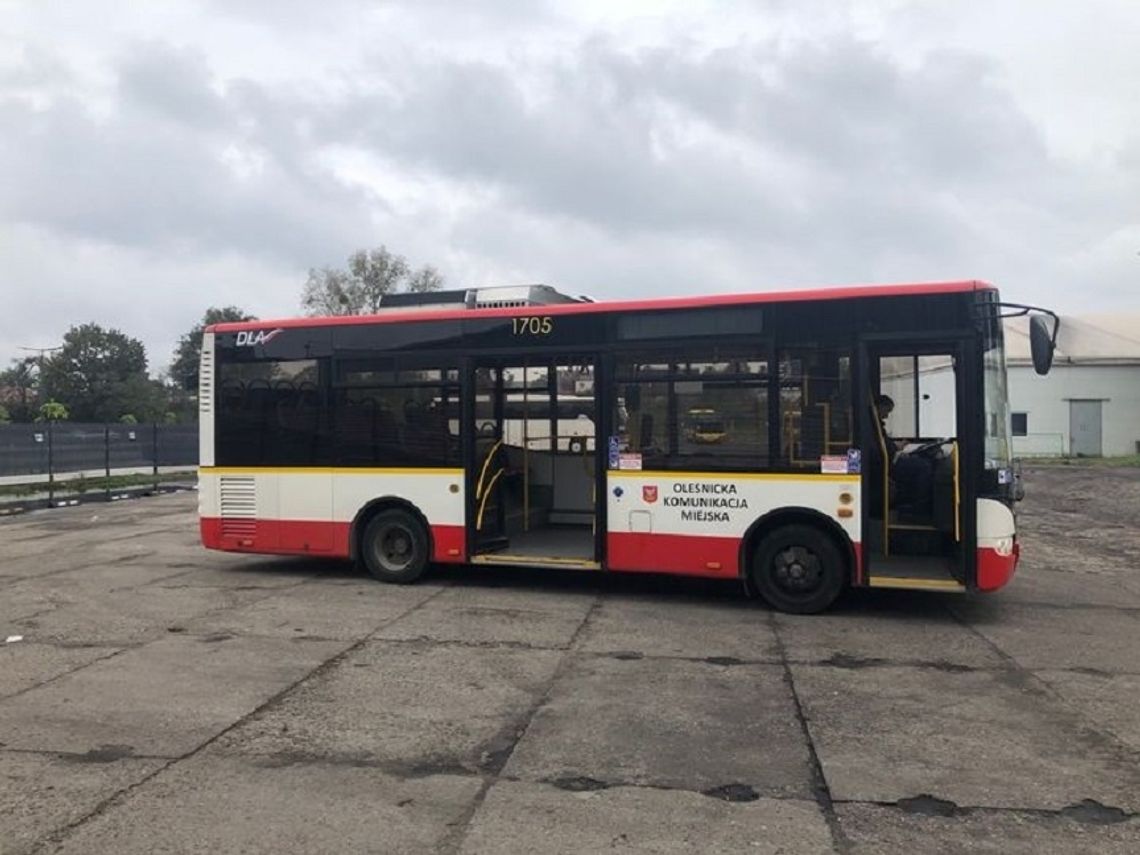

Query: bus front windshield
[982,316,1012,473]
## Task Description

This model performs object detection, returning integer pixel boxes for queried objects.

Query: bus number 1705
[512,316,553,336]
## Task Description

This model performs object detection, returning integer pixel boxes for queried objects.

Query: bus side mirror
[1029,314,1056,376]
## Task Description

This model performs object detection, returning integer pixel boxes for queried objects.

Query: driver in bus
[875,394,933,512]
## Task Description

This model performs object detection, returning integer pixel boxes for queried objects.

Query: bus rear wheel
[751,524,845,614]
[361,509,430,584]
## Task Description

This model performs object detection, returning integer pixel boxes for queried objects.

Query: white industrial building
[1006,314,1140,457]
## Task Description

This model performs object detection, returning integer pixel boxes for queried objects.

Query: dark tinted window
[331,356,459,468]
[216,359,328,466]
[1011,412,1027,437]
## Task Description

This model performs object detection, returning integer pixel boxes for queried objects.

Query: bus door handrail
[475,438,503,500]
[476,467,506,531]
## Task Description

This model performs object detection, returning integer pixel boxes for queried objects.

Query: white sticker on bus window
[820,455,848,474]
[618,453,643,470]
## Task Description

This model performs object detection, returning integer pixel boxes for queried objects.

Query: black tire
[360,509,430,584]
[750,524,846,614]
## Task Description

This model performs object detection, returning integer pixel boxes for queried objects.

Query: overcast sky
[2,0,1138,375]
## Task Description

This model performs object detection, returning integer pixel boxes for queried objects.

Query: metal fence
[0,423,198,500]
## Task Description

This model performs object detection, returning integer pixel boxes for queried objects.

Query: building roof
[1006,313,1140,366]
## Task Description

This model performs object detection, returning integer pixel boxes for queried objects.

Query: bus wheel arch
[740,508,854,614]
[351,497,434,584]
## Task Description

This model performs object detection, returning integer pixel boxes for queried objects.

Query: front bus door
[860,339,974,590]
[466,355,602,569]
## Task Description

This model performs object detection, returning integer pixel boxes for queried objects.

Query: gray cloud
[1,2,1138,372]
[0,42,380,269]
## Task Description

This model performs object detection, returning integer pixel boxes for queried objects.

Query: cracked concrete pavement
[1,465,1138,853]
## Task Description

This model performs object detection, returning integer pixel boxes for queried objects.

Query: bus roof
[208,280,994,334]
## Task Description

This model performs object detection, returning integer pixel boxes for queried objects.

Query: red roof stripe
[207,280,991,333]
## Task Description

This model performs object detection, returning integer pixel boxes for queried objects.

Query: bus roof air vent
[373,284,586,313]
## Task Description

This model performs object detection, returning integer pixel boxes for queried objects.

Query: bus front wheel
[751,524,845,614]
[361,509,430,584]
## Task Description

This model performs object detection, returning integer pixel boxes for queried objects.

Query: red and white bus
[198,281,1058,613]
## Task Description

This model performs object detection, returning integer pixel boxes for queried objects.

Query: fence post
[152,422,159,491]
[47,419,54,506]
[105,424,111,502]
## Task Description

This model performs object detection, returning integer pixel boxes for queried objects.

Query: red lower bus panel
[607,532,740,579]
[200,518,466,564]
[429,525,467,563]
[200,517,349,556]
[976,543,1018,592]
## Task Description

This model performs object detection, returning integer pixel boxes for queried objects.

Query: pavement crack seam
[0,746,175,762]
[0,550,157,589]
[0,645,137,703]
[436,595,604,855]
[946,603,1140,771]
[768,608,852,855]
[832,796,1137,825]
[27,584,454,853]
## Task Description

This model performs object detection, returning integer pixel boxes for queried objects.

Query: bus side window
[777,346,852,469]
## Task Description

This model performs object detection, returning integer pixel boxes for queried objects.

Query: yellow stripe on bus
[867,576,965,591]
[199,466,464,476]
[607,469,860,483]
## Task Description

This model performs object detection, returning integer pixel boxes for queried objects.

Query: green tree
[0,357,38,421]
[37,400,69,422]
[406,264,444,293]
[116,374,169,423]
[170,306,256,392]
[301,246,444,316]
[40,324,150,422]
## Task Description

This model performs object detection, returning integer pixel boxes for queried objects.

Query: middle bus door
[466,355,602,567]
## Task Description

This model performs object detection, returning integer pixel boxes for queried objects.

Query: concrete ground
[1,466,1138,854]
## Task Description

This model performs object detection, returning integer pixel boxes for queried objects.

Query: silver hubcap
[375,524,414,572]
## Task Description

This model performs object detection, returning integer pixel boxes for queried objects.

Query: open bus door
[465,356,602,569]
[859,338,976,590]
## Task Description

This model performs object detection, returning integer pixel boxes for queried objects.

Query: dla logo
[235,329,283,347]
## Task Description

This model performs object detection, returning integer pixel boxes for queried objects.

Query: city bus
[198,281,1058,613]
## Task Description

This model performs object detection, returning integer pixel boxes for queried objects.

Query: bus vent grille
[198,346,214,415]
[219,477,256,537]
[475,299,529,309]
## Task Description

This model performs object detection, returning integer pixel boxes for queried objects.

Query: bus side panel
[606,472,860,579]
[976,497,1017,591]
[333,469,467,563]
[199,469,281,552]
[200,469,466,562]
[608,531,741,578]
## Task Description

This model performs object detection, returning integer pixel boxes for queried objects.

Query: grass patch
[0,470,197,499]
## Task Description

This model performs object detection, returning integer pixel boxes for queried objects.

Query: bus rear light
[705,561,722,570]
[448,548,460,556]
[839,492,853,505]
[994,536,1014,557]
[837,507,853,518]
